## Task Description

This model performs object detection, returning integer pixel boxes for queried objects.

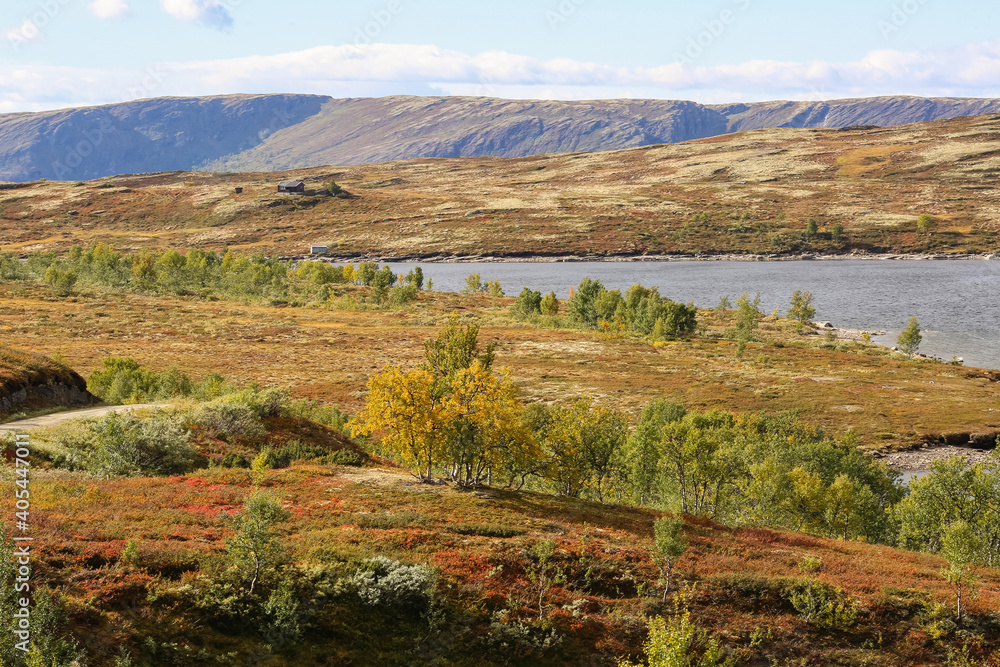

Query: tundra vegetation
[0,249,999,665]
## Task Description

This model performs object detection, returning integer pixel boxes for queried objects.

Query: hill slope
[1,113,999,258]
[0,94,998,181]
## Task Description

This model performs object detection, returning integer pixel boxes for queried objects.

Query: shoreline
[285,252,1000,263]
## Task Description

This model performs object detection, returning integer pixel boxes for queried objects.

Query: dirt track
[0,404,170,434]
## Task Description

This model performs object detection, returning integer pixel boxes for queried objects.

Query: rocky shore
[874,444,997,473]
[283,252,1000,263]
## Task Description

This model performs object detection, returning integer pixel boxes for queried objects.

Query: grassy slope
[3,460,999,665]
[1,283,998,451]
[2,114,999,258]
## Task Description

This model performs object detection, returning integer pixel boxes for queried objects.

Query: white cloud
[89,0,130,19]
[160,0,232,30]
[3,42,1000,113]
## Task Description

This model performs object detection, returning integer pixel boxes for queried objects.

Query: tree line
[0,244,425,307]
[352,317,984,559]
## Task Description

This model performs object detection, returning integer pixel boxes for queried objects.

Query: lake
[385,259,1000,370]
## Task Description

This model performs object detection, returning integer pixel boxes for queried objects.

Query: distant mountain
[0,94,327,182]
[1,93,998,182]
[709,96,1000,132]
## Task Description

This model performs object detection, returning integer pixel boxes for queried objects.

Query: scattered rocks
[876,445,996,472]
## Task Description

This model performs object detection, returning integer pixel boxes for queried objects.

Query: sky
[2,0,1000,112]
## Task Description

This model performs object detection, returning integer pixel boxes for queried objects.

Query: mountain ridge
[1,93,999,182]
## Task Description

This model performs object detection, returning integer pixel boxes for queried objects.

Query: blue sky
[2,0,999,112]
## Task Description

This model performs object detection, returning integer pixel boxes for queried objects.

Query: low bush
[193,401,265,440]
[323,449,365,467]
[88,357,237,405]
[450,523,526,538]
[269,440,330,467]
[287,399,352,434]
[77,410,198,478]
[349,556,435,609]
[222,452,250,468]
[348,512,430,530]
[88,357,194,404]
[784,579,859,629]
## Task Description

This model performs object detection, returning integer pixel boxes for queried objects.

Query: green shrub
[43,265,77,296]
[287,399,352,434]
[88,357,198,404]
[269,440,330,467]
[222,386,288,419]
[82,410,198,478]
[262,582,302,651]
[193,401,265,440]
[512,287,542,317]
[785,579,858,629]
[450,523,525,538]
[389,283,419,307]
[349,512,429,530]
[222,452,251,468]
[349,556,435,609]
[322,449,365,467]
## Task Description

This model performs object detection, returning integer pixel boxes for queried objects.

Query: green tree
[540,290,560,316]
[43,265,77,296]
[371,265,395,304]
[462,273,486,294]
[404,266,424,290]
[895,454,1000,566]
[568,277,605,327]
[788,290,816,332]
[731,292,762,349]
[422,314,495,384]
[525,539,566,620]
[486,279,505,297]
[624,400,687,506]
[657,411,740,518]
[652,516,689,599]
[512,287,542,317]
[226,490,291,595]
[917,214,934,235]
[805,218,819,239]
[356,261,378,286]
[545,399,628,501]
[831,223,844,241]
[897,316,922,358]
[940,520,982,620]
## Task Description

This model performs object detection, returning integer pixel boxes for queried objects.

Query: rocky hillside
[0,94,998,182]
[0,347,95,414]
[0,94,327,182]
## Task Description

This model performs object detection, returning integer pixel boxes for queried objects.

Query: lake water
[386,259,1000,370]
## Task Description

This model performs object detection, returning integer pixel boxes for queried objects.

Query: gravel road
[0,404,170,434]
